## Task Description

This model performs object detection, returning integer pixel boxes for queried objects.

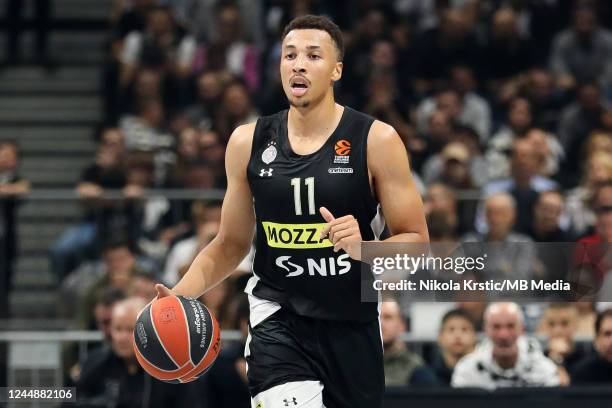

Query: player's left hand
[319,207,362,260]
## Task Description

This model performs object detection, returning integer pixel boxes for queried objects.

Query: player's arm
[320,121,429,259]
[368,120,429,244]
[157,123,256,298]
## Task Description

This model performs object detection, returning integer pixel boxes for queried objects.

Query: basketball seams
[149,302,181,368]
[133,338,191,373]
[176,297,194,366]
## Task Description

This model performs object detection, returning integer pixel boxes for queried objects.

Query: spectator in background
[482,8,534,85]
[50,129,128,280]
[527,191,573,242]
[452,302,560,389]
[382,300,438,387]
[522,68,564,132]
[463,193,537,283]
[4,0,51,66]
[127,269,157,302]
[432,308,477,385]
[73,297,199,407]
[0,140,30,314]
[193,2,260,92]
[182,71,226,131]
[537,303,588,385]
[566,147,612,237]
[414,8,481,92]
[213,81,258,142]
[119,6,196,87]
[550,5,612,91]
[81,241,146,332]
[111,0,158,41]
[162,201,221,286]
[417,83,491,145]
[200,294,250,407]
[571,308,612,384]
[558,82,610,186]
[424,183,459,236]
[423,141,479,189]
[481,138,557,234]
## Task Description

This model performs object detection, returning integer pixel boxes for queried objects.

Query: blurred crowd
[2,0,612,403]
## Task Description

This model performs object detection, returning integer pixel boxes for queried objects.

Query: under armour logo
[260,168,274,177]
[283,397,297,406]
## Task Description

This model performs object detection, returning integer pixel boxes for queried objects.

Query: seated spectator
[550,5,612,91]
[422,141,482,188]
[381,300,438,387]
[119,5,196,86]
[127,270,157,302]
[73,297,199,407]
[213,81,259,143]
[424,183,459,237]
[50,129,128,280]
[417,85,490,144]
[192,2,260,92]
[558,82,610,186]
[182,71,225,131]
[527,191,573,242]
[522,68,564,132]
[537,303,588,385]
[81,241,147,331]
[200,294,250,408]
[482,8,534,84]
[162,201,221,286]
[480,138,558,234]
[571,308,612,384]
[566,149,612,236]
[452,302,560,389]
[463,194,537,283]
[0,140,29,315]
[432,308,477,385]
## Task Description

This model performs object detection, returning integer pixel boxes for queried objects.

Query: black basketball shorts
[245,308,384,408]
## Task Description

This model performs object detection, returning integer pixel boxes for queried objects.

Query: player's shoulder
[367,119,401,144]
[227,121,257,154]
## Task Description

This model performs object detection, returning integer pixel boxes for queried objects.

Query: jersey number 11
[291,177,315,215]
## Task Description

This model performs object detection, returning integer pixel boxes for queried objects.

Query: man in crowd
[452,302,560,388]
[381,299,438,386]
[432,308,477,385]
[571,308,612,384]
[73,297,198,407]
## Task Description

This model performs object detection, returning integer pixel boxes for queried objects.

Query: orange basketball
[133,295,221,383]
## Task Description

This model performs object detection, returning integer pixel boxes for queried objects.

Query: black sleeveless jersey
[246,106,383,322]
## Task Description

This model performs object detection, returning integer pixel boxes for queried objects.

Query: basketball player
[156,15,429,408]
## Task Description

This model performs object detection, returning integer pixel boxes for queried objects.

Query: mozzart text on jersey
[373,279,572,292]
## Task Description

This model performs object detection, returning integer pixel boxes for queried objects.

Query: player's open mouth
[290,78,309,97]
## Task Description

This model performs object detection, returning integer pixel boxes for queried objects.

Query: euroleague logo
[335,139,351,156]
[333,139,351,165]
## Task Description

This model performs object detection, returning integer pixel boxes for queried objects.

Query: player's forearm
[171,237,249,298]
[382,231,429,244]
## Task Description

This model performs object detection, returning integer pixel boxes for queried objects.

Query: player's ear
[331,61,343,82]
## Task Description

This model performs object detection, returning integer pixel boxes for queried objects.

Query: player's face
[595,317,612,362]
[280,29,342,109]
[439,317,476,357]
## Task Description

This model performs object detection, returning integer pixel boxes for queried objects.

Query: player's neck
[288,95,341,139]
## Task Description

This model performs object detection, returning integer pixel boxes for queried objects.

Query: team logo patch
[335,139,351,156]
[255,403,264,408]
[262,142,277,164]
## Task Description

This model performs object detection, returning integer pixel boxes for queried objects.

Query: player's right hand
[155,284,175,299]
